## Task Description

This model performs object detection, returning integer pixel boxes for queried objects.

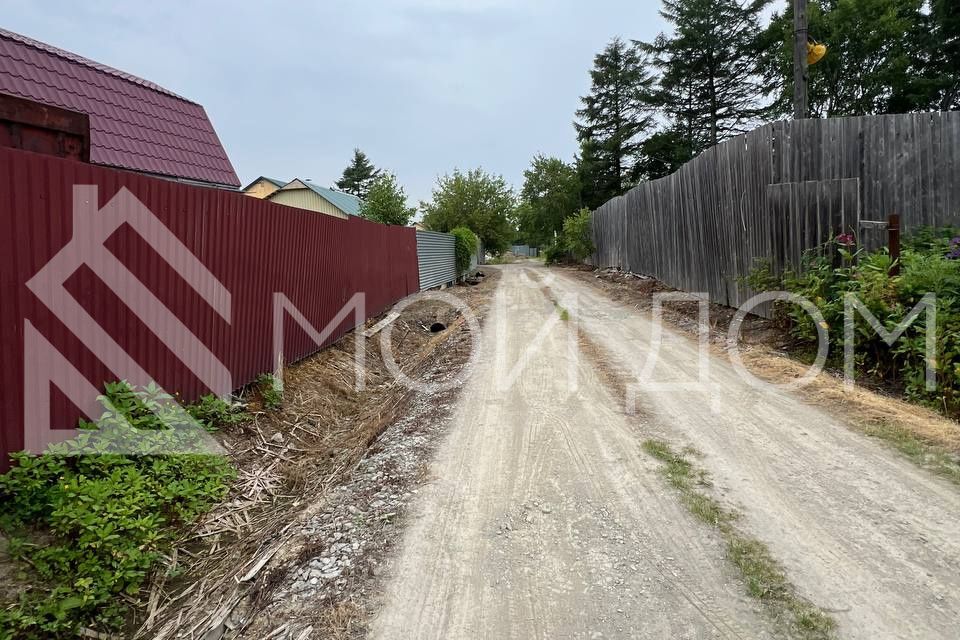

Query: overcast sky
[1,0,667,204]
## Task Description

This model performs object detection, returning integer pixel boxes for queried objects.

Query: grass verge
[642,439,836,640]
[860,419,960,485]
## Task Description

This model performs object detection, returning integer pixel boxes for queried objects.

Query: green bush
[451,226,478,277]
[562,208,595,262]
[544,240,567,264]
[186,394,248,431]
[750,232,960,415]
[0,382,237,637]
[901,225,960,254]
[543,209,594,264]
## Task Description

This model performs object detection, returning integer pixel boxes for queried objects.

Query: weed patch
[746,228,960,418]
[642,439,835,640]
[257,373,284,409]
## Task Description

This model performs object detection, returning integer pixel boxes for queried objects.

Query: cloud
[0,0,666,205]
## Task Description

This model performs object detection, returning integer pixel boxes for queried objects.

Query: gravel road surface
[369,264,960,639]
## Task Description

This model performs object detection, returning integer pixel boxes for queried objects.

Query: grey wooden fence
[592,112,960,311]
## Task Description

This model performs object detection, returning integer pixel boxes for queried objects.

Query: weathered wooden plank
[589,113,960,318]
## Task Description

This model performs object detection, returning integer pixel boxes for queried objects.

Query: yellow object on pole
[807,41,827,65]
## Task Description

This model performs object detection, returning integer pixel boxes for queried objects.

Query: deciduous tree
[517,155,581,247]
[420,169,515,254]
[359,173,415,226]
[758,0,930,117]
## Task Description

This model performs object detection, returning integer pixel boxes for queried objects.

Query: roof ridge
[0,26,196,104]
[304,180,360,197]
[1,66,214,137]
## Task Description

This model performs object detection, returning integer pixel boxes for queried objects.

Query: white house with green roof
[266,179,363,219]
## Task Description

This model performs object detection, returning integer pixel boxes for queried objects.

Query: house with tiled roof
[0,27,239,188]
[267,179,363,219]
[241,176,287,199]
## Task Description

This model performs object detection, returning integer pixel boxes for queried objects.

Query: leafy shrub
[187,394,247,431]
[256,373,283,409]
[544,240,567,264]
[749,232,960,415]
[544,209,594,264]
[901,225,960,254]
[562,208,595,262]
[740,257,781,294]
[0,382,237,637]
[486,253,514,265]
[451,226,478,277]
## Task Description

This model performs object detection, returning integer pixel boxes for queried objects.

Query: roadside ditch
[139,269,500,640]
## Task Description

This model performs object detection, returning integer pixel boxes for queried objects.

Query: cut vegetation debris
[147,269,498,639]
[642,440,836,640]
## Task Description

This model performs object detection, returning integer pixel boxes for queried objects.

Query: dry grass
[314,601,364,640]
[736,348,960,483]
[739,348,960,451]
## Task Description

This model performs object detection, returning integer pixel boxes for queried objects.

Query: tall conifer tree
[574,37,655,208]
[335,149,380,198]
[643,0,768,151]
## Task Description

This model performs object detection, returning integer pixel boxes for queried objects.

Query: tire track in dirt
[369,264,775,640]
[542,264,960,640]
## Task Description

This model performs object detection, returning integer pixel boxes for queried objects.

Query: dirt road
[369,264,960,639]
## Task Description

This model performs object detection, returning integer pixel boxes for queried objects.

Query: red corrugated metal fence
[0,146,420,468]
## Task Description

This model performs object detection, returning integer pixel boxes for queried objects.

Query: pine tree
[574,37,655,207]
[635,128,696,180]
[643,0,768,151]
[335,149,380,198]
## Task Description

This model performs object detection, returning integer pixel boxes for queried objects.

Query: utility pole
[793,0,808,120]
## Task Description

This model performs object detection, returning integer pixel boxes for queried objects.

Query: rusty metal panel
[0,92,90,161]
[0,146,420,468]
